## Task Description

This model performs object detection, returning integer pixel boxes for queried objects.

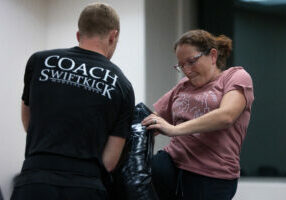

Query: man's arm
[21,101,30,132]
[102,136,126,172]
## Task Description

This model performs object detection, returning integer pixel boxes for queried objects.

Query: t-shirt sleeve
[109,84,135,138]
[153,85,179,124]
[21,54,36,106]
[223,69,254,109]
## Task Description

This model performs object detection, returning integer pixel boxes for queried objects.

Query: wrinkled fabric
[111,103,158,200]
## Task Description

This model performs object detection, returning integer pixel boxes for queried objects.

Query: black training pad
[110,103,159,200]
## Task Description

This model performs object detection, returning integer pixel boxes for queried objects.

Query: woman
[142,29,254,200]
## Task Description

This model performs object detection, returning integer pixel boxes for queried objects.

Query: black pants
[10,184,107,200]
[151,151,238,200]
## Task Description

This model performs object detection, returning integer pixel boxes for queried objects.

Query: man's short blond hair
[78,3,120,37]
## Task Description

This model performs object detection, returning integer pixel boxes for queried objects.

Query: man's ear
[109,30,119,44]
[210,48,218,65]
[76,31,81,43]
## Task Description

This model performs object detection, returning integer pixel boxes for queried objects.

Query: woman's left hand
[141,114,177,137]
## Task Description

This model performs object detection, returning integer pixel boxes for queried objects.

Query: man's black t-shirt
[18,47,135,189]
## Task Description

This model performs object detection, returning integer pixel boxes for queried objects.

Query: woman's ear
[210,48,218,65]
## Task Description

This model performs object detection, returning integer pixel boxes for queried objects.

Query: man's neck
[78,39,109,58]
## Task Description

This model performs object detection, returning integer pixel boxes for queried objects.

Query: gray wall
[145,0,179,108]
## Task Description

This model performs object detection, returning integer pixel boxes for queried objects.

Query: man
[11,3,134,200]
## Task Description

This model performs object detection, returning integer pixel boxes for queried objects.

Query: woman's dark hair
[174,29,232,70]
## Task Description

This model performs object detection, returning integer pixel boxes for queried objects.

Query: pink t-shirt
[153,67,254,179]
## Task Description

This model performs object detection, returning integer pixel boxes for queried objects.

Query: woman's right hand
[141,114,177,137]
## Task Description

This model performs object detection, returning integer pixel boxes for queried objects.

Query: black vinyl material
[110,103,159,200]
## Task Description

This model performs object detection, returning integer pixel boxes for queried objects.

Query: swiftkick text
[39,55,118,100]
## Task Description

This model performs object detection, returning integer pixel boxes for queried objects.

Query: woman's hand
[141,114,177,137]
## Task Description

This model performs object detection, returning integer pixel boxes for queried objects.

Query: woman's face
[175,44,220,87]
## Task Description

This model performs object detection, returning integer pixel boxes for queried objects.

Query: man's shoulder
[28,48,71,62]
[33,47,72,56]
[108,62,132,86]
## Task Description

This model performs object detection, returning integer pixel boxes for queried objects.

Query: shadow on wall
[241,166,286,177]
[0,187,3,200]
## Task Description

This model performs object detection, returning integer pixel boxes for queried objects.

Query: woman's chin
[189,79,204,88]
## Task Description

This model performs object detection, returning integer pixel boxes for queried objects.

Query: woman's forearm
[174,108,233,136]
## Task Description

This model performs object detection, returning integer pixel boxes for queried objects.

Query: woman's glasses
[173,52,203,72]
